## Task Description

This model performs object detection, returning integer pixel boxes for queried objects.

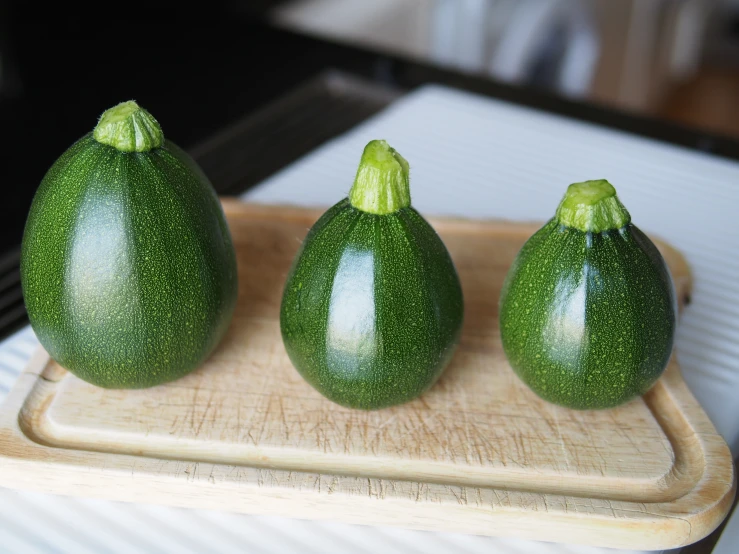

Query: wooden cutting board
[0,200,734,550]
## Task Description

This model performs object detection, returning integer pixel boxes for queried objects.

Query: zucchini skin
[280,199,464,410]
[499,219,676,409]
[20,134,238,388]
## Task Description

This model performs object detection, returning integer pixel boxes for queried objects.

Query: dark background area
[0,6,303,253]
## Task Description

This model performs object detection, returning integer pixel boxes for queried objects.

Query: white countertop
[2,84,737,553]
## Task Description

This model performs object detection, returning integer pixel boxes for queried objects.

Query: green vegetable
[499,180,676,409]
[280,140,464,409]
[21,101,238,388]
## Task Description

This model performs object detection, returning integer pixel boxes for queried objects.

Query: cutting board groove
[0,200,734,550]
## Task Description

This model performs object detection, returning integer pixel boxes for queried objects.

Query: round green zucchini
[280,140,464,410]
[499,180,676,409]
[21,101,238,388]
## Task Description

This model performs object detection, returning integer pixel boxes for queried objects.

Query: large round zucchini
[280,140,464,409]
[499,180,676,409]
[21,101,238,388]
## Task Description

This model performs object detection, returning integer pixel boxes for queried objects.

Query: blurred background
[4,0,739,134]
[2,0,739,256]
[262,0,739,136]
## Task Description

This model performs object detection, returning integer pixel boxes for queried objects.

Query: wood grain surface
[0,199,734,550]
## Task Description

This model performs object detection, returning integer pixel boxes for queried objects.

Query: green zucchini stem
[555,179,631,233]
[349,140,411,215]
[93,101,164,153]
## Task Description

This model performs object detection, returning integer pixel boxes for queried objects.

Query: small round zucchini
[280,140,464,410]
[21,101,238,388]
[499,180,676,409]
